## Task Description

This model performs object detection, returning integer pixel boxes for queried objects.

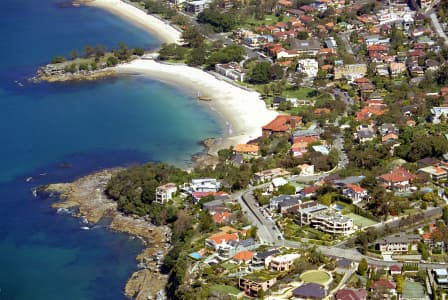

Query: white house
[296,59,319,78]
[155,183,178,204]
[215,62,246,81]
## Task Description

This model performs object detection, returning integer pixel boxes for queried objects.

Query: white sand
[89,0,181,44]
[116,59,278,155]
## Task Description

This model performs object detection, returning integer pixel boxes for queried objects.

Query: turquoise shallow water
[0,1,222,299]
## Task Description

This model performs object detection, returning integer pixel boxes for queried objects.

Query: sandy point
[115,59,278,155]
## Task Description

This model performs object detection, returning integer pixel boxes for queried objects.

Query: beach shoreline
[86,0,181,45]
[116,59,278,155]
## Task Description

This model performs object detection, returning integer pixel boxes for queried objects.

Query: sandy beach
[116,59,278,155]
[89,0,181,44]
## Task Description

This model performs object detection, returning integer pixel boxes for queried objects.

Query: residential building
[250,249,281,271]
[334,64,367,81]
[389,62,407,77]
[254,168,291,183]
[185,0,211,13]
[378,167,416,191]
[190,178,221,193]
[389,265,401,275]
[239,275,278,297]
[343,184,368,204]
[417,165,448,181]
[296,202,329,225]
[215,62,246,81]
[292,283,326,299]
[296,59,319,78]
[335,288,367,300]
[269,253,300,272]
[232,250,254,264]
[433,269,448,287]
[234,143,260,159]
[290,39,321,56]
[262,115,302,137]
[370,280,397,299]
[268,177,289,193]
[269,194,301,212]
[310,212,355,235]
[430,107,448,124]
[155,183,177,204]
[376,233,420,254]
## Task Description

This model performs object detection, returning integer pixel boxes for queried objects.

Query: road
[429,11,448,46]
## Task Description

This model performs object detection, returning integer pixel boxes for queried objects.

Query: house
[232,250,254,264]
[292,128,321,143]
[389,62,407,77]
[430,107,448,124]
[355,127,376,143]
[291,39,321,57]
[268,177,289,193]
[155,183,177,204]
[298,164,314,176]
[378,167,416,191]
[269,194,301,212]
[212,211,233,224]
[389,265,401,275]
[206,232,240,250]
[250,249,281,271]
[185,0,211,13]
[370,280,397,299]
[301,186,318,198]
[297,59,319,78]
[335,288,367,300]
[417,165,448,181]
[254,168,291,183]
[269,253,300,272]
[334,64,367,81]
[343,184,368,204]
[310,212,355,235]
[215,62,246,81]
[234,144,260,159]
[292,283,326,300]
[218,238,258,259]
[376,233,420,254]
[296,202,328,225]
[183,178,221,194]
[239,275,277,297]
[262,115,302,137]
[433,269,448,287]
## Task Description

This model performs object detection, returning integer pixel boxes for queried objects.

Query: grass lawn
[245,14,290,27]
[283,87,316,99]
[209,284,240,296]
[300,270,331,285]
[343,213,377,228]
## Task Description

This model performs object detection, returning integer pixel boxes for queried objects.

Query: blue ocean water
[0,1,222,299]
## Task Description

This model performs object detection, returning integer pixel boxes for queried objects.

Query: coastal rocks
[30,64,117,83]
[42,169,171,299]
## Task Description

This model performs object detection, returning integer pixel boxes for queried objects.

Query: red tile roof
[336,288,367,300]
[380,167,416,183]
[371,280,396,289]
[212,211,232,224]
[207,232,239,245]
[346,184,365,193]
[233,250,254,261]
[262,115,302,133]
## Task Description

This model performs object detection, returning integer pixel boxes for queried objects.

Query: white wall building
[296,59,319,78]
[155,183,177,204]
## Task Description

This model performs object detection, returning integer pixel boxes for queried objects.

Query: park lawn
[245,14,290,28]
[283,87,316,99]
[402,281,425,299]
[343,213,377,228]
[300,270,331,285]
[209,284,241,296]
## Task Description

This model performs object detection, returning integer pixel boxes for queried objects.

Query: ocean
[0,1,222,299]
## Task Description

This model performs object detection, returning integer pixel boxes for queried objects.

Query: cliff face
[43,169,171,299]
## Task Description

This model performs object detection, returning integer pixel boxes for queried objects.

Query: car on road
[277,235,283,240]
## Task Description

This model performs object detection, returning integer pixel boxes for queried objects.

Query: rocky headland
[42,169,171,299]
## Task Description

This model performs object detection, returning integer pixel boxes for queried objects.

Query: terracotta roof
[208,232,239,245]
[234,144,259,153]
[346,184,365,193]
[233,250,254,261]
[303,186,318,194]
[355,77,370,84]
[336,288,367,300]
[294,136,320,144]
[389,265,401,271]
[371,280,396,289]
[380,167,416,183]
[262,115,302,133]
[212,211,232,224]
[368,45,388,51]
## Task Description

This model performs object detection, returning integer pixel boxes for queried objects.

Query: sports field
[344,213,377,227]
[300,270,332,285]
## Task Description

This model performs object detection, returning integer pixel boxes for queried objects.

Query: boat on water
[25,177,33,183]
[80,226,90,230]
[197,95,212,101]
[31,188,37,198]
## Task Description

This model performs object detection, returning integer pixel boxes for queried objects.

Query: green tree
[443,205,448,224]
[249,62,272,84]
[357,258,368,275]
[51,56,66,64]
[187,46,207,66]
[181,26,205,48]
